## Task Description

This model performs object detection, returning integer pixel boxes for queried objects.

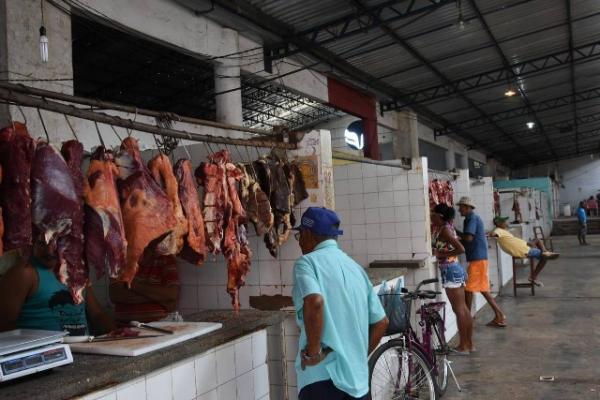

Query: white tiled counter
[80,330,270,400]
[0,310,284,400]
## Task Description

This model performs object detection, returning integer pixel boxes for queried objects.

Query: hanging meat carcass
[84,146,127,279]
[223,161,252,309]
[284,161,308,229]
[31,142,84,300]
[174,158,207,265]
[148,154,188,255]
[116,137,177,285]
[196,151,228,255]
[0,122,35,252]
[239,164,273,236]
[0,165,3,256]
[57,140,88,303]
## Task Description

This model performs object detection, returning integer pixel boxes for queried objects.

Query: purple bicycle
[369,278,459,399]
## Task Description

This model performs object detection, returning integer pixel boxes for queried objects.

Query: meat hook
[64,114,79,141]
[36,107,50,142]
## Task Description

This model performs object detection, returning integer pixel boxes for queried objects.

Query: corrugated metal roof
[209,0,600,165]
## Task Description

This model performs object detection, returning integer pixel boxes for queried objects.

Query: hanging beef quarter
[148,154,188,255]
[58,140,87,303]
[268,158,291,252]
[240,164,273,237]
[31,142,79,287]
[0,122,35,251]
[84,146,127,280]
[174,158,207,265]
[0,165,3,256]
[116,137,177,285]
[196,151,229,255]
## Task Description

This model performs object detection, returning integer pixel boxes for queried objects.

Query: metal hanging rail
[332,150,411,170]
[0,86,296,150]
[0,82,272,137]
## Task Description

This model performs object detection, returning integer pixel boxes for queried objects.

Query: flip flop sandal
[486,320,507,328]
[528,278,544,287]
[450,348,470,356]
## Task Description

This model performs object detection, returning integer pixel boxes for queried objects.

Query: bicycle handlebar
[415,278,439,292]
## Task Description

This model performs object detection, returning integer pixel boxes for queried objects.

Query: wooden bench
[512,256,536,297]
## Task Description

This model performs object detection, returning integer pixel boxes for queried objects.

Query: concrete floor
[444,235,600,400]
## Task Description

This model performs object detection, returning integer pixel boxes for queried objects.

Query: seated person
[109,252,180,324]
[491,216,559,287]
[0,240,114,335]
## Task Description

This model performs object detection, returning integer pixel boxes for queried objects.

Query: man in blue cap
[292,207,389,399]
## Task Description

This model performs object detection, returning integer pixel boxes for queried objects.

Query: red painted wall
[326,77,379,160]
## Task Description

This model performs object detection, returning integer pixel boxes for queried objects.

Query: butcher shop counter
[0,309,286,400]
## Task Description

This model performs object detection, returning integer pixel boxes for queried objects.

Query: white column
[445,142,456,170]
[393,110,419,159]
[214,28,243,132]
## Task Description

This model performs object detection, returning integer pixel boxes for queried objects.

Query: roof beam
[381,39,600,109]
[348,0,534,160]
[266,0,457,60]
[566,0,580,154]
[434,86,600,135]
[466,0,557,159]
[211,0,485,148]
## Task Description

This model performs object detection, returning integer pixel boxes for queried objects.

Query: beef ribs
[174,158,207,265]
[116,137,177,285]
[148,154,188,255]
[84,146,127,280]
[240,164,273,237]
[57,140,87,303]
[195,151,229,255]
[0,122,35,251]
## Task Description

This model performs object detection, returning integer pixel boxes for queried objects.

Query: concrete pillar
[393,110,419,159]
[486,158,498,177]
[0,0,73,127]
[445,142,456,170]
[214,28,243,131]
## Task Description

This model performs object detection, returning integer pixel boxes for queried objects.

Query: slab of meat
[148,154,188,255]
[0,165,3,256]
[84,146,127,280]
[57,140,87,303]
[31,142,79,286]
[0,122,35,251]
[116,137,177,285]
[174,158,206,265]
[196,151,229,255]
[240,164,273,236]
[223,161,251,309]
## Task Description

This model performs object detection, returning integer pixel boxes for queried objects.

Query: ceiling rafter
[381,39,600,110]
[434,86,600,135]
[466,0,557,159]
[347,0,534,161]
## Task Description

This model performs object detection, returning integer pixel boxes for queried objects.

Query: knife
[89,335,161,343]
[130,321,174,335]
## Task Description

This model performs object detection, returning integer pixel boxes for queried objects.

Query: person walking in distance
[586,196,598,217]
[456,197,507,328]
[577,201,589,245]
[292,207,389,399]
[431,203,473,354]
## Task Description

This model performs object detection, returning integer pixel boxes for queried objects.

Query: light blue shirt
[292,240,386,397]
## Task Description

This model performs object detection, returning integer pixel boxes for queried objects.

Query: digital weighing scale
[0,329,72,382]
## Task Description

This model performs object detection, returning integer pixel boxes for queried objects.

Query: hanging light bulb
[456,0,467,31]
[39,0,48,63]
[504,88,516,97]
[39,26,48,63]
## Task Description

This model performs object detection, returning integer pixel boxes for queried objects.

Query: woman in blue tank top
[0,240,114,335]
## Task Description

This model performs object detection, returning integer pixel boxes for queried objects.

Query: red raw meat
[116,138,177,285]
[84,146,127,280]
[0,122,35,251]
[196,151,228,255]
[58,140,88,303]
[0,165,3,256]
[148,154,188,255]
[31,142,79,289]
[174,159,207,265]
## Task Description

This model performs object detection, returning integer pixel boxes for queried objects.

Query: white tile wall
[333,159,432,266]
[82,331,270,400]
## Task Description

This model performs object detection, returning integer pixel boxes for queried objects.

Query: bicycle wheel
[369,339,437,400]
[430,311,449,395]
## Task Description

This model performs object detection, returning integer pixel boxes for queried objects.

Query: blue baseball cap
[294,207,344,237]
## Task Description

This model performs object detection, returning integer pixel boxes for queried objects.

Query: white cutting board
[68,322,222,357]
